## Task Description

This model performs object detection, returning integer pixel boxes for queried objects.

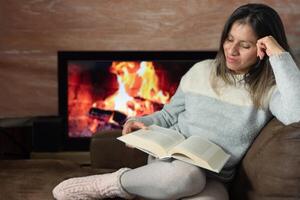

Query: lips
[226,56,238,64]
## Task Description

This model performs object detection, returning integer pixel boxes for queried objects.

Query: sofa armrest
[90,130,148,169]
[230,118,300,200]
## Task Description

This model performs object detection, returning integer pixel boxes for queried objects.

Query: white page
[118,125,185,157]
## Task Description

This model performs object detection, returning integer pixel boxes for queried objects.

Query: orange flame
[97,61,170,117]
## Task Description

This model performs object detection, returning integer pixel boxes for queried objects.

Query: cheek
[241,51,257,64]
[223,43,229,53]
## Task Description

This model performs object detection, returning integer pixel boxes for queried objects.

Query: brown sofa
[91,118,300,200]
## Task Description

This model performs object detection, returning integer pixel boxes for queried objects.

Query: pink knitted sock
[52,168,134,200]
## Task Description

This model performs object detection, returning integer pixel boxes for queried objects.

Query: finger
[256,42,266,60]
[126,144,135,149]
[122,121,146,135]
[258,50,265,60]
[134,121,147,129]
[256,47,264,60]
[122,125,132,135]
[121,127,128,135]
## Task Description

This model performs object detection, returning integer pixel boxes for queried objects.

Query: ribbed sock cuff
[53,168,135,200]
[114,168,135,199]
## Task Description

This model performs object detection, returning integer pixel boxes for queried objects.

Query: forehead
[228,22,258,42]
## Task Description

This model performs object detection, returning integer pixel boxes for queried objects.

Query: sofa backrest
[230,118,300,200]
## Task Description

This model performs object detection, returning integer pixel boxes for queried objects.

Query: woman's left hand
[256,36,285,60]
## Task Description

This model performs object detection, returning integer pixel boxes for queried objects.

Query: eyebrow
[228,34,256,45]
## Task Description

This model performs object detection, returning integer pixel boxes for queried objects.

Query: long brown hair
[214,3,291,108]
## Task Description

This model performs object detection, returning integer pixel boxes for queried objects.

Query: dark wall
[0,0,299,118]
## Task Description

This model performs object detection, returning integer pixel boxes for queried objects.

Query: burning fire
[96,61,170,117]
[68,61,171,136]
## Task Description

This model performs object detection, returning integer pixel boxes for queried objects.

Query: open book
[117,125,230,173]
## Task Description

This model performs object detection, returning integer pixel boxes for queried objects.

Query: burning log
[113,111,127,125]
[88,107,113,120]
[81,107,126,136]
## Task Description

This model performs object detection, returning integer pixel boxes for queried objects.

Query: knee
[161,163,206,199]
[183,179,229,200]
[175,165,206,193]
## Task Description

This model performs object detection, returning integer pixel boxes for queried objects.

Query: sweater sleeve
[269,52,300,125]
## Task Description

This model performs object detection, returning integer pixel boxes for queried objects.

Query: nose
[228,43,239,56]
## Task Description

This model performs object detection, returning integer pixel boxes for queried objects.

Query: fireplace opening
[59,51,217,150]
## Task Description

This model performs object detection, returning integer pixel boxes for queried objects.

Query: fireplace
[58,51,216,150]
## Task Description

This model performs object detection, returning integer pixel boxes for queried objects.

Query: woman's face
[223,22,258,74]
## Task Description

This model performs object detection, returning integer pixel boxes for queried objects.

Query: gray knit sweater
[130,52,300,180]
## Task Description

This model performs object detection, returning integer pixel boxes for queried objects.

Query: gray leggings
[120,157,229,200]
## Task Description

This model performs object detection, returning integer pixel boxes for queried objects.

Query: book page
[171,153,210,171]
[206,148,231,172]
[169,136,213,160]
[169,136,230,173]
[118,125,185,158]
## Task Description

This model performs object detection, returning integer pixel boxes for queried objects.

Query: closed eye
[240,43,251,49]
[226,37,234,42]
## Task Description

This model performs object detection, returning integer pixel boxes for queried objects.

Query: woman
[53,3,300,200]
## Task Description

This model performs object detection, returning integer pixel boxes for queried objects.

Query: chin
[226,63,244,74]
[226,62,238,71]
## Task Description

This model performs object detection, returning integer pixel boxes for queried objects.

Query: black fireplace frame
[58,51,217,151]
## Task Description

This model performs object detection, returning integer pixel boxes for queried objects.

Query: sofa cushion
[90,130,148,169]
[230,118,300,200]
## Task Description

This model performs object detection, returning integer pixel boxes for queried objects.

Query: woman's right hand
[122,120,147,136]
